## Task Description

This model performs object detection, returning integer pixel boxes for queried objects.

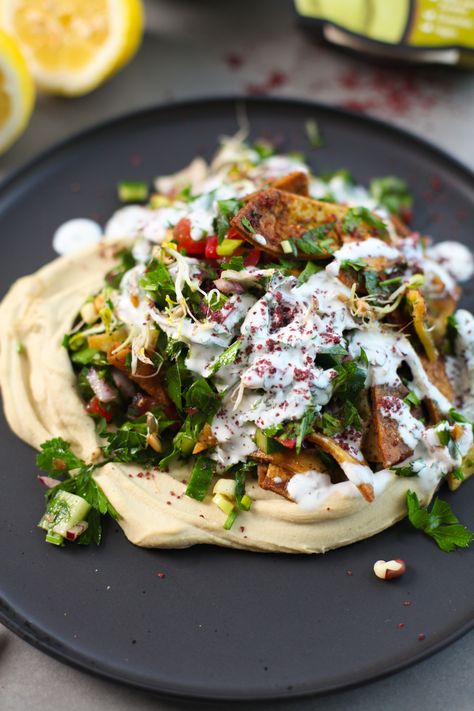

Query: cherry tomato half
[173,218,206,255]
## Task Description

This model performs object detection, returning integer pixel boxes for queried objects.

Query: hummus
[1,136,473,554]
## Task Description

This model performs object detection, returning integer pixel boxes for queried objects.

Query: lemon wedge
[0,29,34,153]
[0,0,144,96]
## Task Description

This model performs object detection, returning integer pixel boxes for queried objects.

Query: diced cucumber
[39,490,91,538]
[254,429,282,454]
[45,531,64,546]
[213,479,236,498]
[212,493,234,516]
[117,181,149,203]
[185,456,214,501]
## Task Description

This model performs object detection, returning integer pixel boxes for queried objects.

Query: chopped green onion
[213,493,234,516]
[45,531,64,546]
[379,276,403,287]
[117,181,149,203]
[281,240,293,254]
[240,494,252,511]
[223,509,238,530]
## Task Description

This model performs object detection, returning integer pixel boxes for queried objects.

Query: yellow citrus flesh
[0,29,35,153]
[1,0,144,96]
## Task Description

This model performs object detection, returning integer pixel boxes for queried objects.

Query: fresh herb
[36,438,119,545]
[331,358,367,403]
[215,198,243,243]
[223,255,245,271]
[139,261,176,308]
[253,139,275,160]
[404,391,421,408]
[369,176,412,217]
[305,118,323,148]
[342,401,362,430]
[70,347,106,366]
[240,216,256,234]
[296,222,336,257]
[315,345,348,368]
[449,408,474,432]
[340,258,366,272]
[406,491,473,552]
[314,412,342,437]
[342,207,387,237]
[446,314,458,354]
[165,361,182,410]
[319,168,354,185]
[379,275,402,287]
[296,407,316,453]
[185,456,215,501]
[210,339,241,374]
[297,261,322,284]
[437,428,451,447]
[391,461,420,477]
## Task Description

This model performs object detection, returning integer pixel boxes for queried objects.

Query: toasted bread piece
[251,447,328,473]
[419,354,454,424]
[231,188,380,259]
[307,432,374,502]
[370,385,413,468]
[107,344,170,407]
[258,462,294,499]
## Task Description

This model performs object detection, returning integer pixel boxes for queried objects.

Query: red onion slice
[65,521,89,541]
[111,367,136,398]
[37,475,61,489]
[87,368,118,402]
[214,278,244,294]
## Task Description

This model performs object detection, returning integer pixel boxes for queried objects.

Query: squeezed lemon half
[0,0,144,96]
[0,29,35,153]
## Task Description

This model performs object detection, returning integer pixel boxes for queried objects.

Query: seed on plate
[373,559,406,580]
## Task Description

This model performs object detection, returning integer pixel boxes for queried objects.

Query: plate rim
[1,95,474,701]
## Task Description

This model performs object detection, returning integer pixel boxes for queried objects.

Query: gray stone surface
[1,1,474,709]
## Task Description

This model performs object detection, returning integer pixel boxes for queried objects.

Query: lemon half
[0,29,34,153]
[1,0,144,96]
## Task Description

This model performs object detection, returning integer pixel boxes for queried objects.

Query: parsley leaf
[369,176,413,217]
[297,261,323,284]
[37,438,119,546]
[240,216,256,234]
[296,222,336,257]
[391,461,420,477]
[342,207,387,237]
[331,358,367,402]
[406,491,473,552]
[340,258,366,272]
[223,255,245,271]
[210,340,241,374]
[216,198,243,243]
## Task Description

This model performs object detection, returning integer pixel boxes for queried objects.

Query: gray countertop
[2,2,474,709]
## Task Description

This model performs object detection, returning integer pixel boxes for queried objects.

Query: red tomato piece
[173,217,206,255]
[244,247,261,267]
[86,396,113,422]
[205,235,218,259]
[279,438,296,449]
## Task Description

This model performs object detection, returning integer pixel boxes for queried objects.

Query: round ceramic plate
[1,98,473,701]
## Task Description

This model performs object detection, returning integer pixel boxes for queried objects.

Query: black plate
[1,98,474,702]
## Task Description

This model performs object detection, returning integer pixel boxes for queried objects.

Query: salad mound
[2,134,474,553]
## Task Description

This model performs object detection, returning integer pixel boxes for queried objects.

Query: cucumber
[254,429,283,454]
[39,490,91,541]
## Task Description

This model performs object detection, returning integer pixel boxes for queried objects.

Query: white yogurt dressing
[53,218,102,255]
[427,241,474,284]
[326,237,401,277]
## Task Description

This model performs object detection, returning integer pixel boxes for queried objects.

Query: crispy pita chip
[251,447,328,473]
[406,289,438,363]
[370,385,413,468]
[107,344,170,407]
[192,423,218,454]
[244,172,310,202]
[231,188,380,259]
[419,354,454,424]
[307,432,374,502]
[257,462,294,499]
